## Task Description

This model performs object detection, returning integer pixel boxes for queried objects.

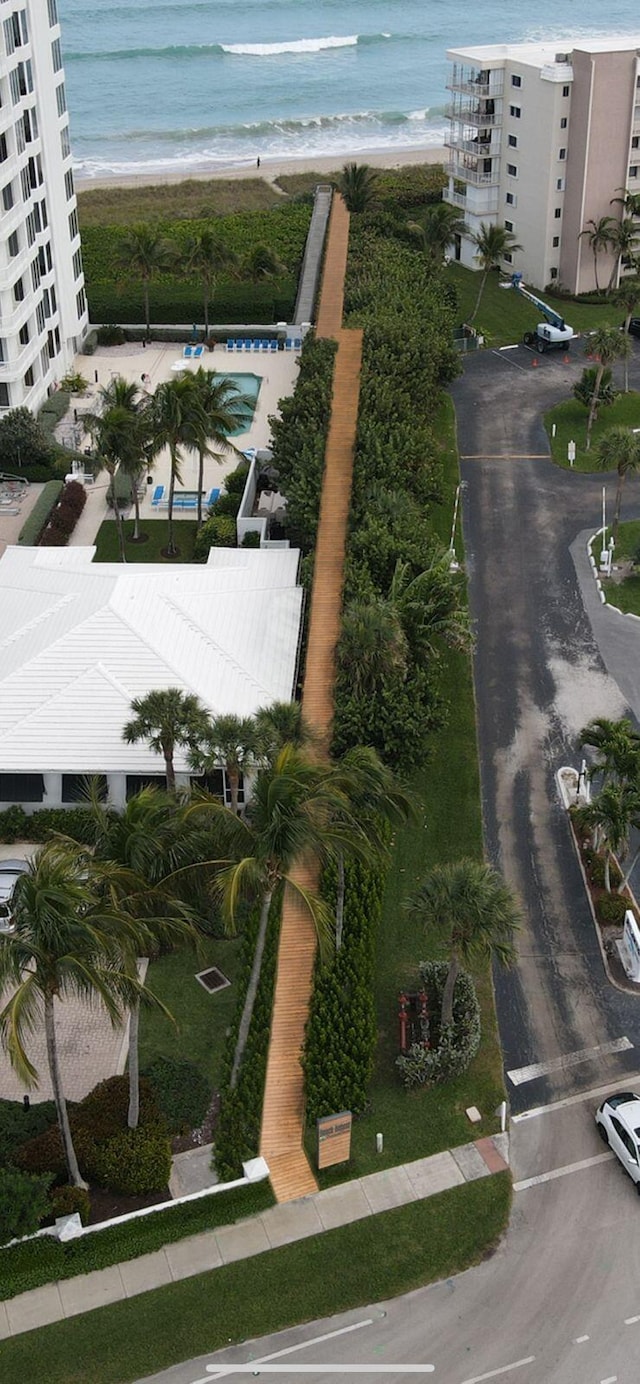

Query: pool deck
[65,340,300,546]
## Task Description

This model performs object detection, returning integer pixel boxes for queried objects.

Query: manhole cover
[195,966,231,994]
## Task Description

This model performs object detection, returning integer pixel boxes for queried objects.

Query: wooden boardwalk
[260,194,363,1203]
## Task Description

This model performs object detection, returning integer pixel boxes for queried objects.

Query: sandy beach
[75,144,447,193]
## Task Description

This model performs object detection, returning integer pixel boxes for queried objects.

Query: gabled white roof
[0,546,303,774]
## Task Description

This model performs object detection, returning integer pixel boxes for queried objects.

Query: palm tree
[116,224,176,341]
[239,244,286,282]
[584,327,630,449]
[583,782,640,891]
[90,375,150,542]
[192,713,257,815]
[616,276,640,390]
[83,396,138,563]
[579,217,616,294]
[149,373,207,556]
[87,786,202,1127]
[607,219,640,293]
[406,859,520,1027]
[338,163,378,214]
[338,599,408,700]
[388,557,472,659]
[0,843,140,1187]
[573,365,617,418]
[253,700,316,763]
[331,746,415,950]
[193,746,373,1089]
[595,426,640,541]
[406,203,468,261]
[189,369,248,527]
[185,230,236,338]
[123,687,211,793]
[611,188,640,219]
[579,716,640,788]
[469,222,522,322]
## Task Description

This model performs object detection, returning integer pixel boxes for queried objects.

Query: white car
[596,1092,640,1189]
[0,858,28,935]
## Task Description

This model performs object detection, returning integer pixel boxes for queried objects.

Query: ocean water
[57,0,640,180]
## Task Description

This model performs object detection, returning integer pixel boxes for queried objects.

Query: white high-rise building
[444,36,640,295]
[0,0,87,414]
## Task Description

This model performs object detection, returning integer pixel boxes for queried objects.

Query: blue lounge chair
[259,339,268,352]
[206,487,221,507]
[151,485,165,506]
[182,345,194,359]
[193,344,204,359]
[293,338,302,350]
[285,339,293,351]
[226,339,234,352]
[251,339,260,353]
[269,339,278,353]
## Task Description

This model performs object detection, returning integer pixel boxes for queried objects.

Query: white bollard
[376,1132,384,1154]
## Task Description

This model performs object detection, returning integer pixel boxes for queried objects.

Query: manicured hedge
[88,280,297,328]
[213,900,281,1180]
[269,336,338,553]
[304,856,387,1121]
[37,391,71,437]
[0,1179,274,1300]
[40,479,87,547]
[0,804,98,844]
[17,479,63,545]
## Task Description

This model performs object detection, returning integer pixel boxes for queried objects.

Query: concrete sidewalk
[0,1134,509,1340]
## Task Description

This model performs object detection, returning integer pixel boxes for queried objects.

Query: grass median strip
[0,1175,511,1384]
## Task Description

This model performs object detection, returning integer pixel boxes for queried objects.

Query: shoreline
[75,143,447,193]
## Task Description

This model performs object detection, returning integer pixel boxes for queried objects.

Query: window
[508,134,518,148]
[633,136,640,150]
[0,131,7,163]
[37,244,46,274]
[40,344,49,374]
[62,774,107,804]
[47,0,58,23]
[51,37,62,71]
[509,104,521,118]
[561,117,568,129]
[126,774,166,799]
[76,286,87,318]
[18,320,29,345]
[50,283,56,313]
[68,207,79,240]
[549,268,558,280]
[3,16,15,56]
[40,197,48,228]
[1,179,13,210]
[505,219,514,232]
[60,125,70,160]
[0,773,43,802]
[630,166,639,179]
[36,299,45,332]
[559,147,566,160]
[55,81,65,116]
[8,229,18,257]
[552,235,560,248]
[503,252,513,264]
[42,286,50,317]
[511,74,522,87]
[0,383,9,408]
[507,163,518,177]
[556,178,565,191]
[562,85,570,97]
[73,247,83,279]
[506,192,516,206]
[20,166,29,201]
[0,340,5,364]
[45,240,52,272]
[13,275,24,302]
[31,256,40,290]
[554,207,562,219]
[64,168,74,200]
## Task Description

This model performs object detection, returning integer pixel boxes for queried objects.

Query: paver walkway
[260,194,363,1203]
[0,1134,509,1340]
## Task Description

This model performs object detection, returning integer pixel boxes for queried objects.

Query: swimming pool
[218,373,261,437]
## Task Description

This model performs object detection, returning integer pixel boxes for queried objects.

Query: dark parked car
[626,318,640,338]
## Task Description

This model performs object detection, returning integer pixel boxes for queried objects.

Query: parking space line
[513,1151,613,1191]
[512,1073,640,1122]
[508,1037,633,1086]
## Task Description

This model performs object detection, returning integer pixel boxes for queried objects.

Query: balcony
[445,103,501,128]
[445,132,501,158]
[447,64,504,99]
[444,186,499,217]
[446,159,500,188]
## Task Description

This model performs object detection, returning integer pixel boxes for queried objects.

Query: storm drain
[195,966,231,994]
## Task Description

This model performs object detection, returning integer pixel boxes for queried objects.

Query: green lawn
[600,519,640,616]
[0,1175,511,1384]
[93,518,198,562]
[544,392,640,471]
[449,263,620,350]
[312,395,504,1184]
[139,937,242,1089]
[78,178,284,228]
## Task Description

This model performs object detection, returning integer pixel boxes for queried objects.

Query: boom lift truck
[500,271,575,353]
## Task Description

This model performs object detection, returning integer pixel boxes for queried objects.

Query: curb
[586,529,640,620]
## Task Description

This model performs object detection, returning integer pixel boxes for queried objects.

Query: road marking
[205,1321,378,1380]
[508,1037,633,1086]
[512,1074,640,1121]
[206,1370,435,1375]
[514,1151,613,1191]
[460,454,549,460]
[492,348,528,373]
[574,1335,590,1343]
[459,1359,535,1383]
[600,1377,617,1383]
[624,1314,640,1324]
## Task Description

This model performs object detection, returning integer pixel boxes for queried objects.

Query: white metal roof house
[0,545,303,810]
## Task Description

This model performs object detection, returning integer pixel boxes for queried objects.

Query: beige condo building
[444,36,640,295]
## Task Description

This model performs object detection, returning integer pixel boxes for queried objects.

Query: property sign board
[316,1110,352,1169]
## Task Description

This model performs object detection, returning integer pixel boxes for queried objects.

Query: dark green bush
[0,1168,52,1246]
[17,480,63,545]
[143,1056,211,1134]
[17,806,98,845]
[241,530,261,548]
[37,392,71,435]
[40,478,87,547]
[90,1126,171,1196]
[212,490,241,518]
[597,892,628,926]
[396,962,481,1088]
[96,324,126,345]
[193,513,236,559]
[223,463,250,497]
[48,1184,91,1226]
[0,1098,57,1166]
[16,1076,162,1185]
[0,804,29,840]
[582,845,622,890]
[304,856,387,1121]
[269,337,337,553]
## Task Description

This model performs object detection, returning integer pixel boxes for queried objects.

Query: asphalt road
[139,344,640,1384]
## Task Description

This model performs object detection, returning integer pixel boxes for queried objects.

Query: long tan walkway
[260,195,363,1202]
